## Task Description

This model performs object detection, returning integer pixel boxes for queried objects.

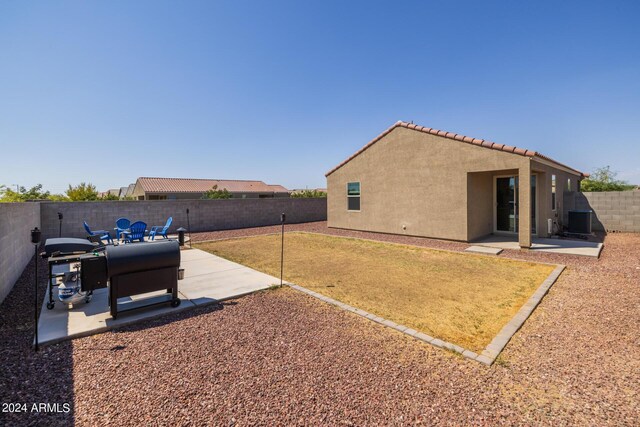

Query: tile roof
[137,177,289,194]
[325,121,588,177]
[266,184,290,192]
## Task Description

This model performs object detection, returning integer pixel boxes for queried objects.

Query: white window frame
[551,174,557,211]
[347,182,361,212]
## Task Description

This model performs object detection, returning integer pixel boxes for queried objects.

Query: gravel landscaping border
[287,261,566,365]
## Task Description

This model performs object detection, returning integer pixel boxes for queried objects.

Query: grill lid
[106,240,180,277]
[44,238,97,257]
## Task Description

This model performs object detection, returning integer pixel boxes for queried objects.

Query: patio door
[495,175,536,234]
[496,177,517,232]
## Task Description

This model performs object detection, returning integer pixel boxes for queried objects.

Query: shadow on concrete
[108,299,231,335]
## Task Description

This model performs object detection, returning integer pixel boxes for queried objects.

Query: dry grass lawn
[197,232,555,351]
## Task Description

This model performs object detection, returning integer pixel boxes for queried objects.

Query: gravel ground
[1,224,638,425]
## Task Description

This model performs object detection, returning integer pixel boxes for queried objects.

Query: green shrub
[291,189,327,198]
[201,185,232,199]
[580,166,635,192]
[0,184,62,202]
[66,182,99,201]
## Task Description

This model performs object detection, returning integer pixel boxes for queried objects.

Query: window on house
[347,182,360,211]
[551,175,557,210]
[567,178,571,191]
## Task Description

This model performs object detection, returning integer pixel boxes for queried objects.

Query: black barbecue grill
[44,238,97,258]
[105,240,181,318]
[43,238,102,310]
[43,238,182,318]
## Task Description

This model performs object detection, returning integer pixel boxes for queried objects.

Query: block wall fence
[39,198,327,239]
[563,190,640,232]
[0,198,326,304]
[0,203,41,304]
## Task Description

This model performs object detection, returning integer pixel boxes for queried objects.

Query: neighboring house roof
[266,184,290,192]
[97,189,120,198]
[118,187,128,197]
[136,177,289,194]
[326,121,588,178]
[125,183,136,197]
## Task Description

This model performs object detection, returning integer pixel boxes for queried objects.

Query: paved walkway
[36,248,280,346]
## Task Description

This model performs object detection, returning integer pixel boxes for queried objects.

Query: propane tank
[57,270,92,309]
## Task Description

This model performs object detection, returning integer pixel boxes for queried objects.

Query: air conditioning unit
[568,210,592,234]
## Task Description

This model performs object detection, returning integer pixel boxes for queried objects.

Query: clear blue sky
[1,1,639,193]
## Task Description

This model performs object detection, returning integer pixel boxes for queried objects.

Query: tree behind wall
[201,185,232,199]
[0,184,53,202]
[580,166,636,192]
[1,182,126,201]
[291,189,327,198]
[100,193,121,200]
[66,182,99,201]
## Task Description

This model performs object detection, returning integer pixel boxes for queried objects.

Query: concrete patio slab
[474,235,603,257]
[465,245,503,255]
[179,267,280,303]
[36,248,279,346]
[36,288,196,346]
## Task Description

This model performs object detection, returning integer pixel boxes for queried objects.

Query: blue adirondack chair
[115,217,131,241]
[149,217,172,241]
[123,221,147,243]
[83,221,113,245]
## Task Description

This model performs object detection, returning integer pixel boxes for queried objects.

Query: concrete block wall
[40,198,327,239]
[563,190,640,232]
[0,203,41,304]
[0,198,325,302]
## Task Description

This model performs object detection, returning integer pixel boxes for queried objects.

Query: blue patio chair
[83,221,113,245]
[115,217,131,241]
[149,217,172,241]
[123,221,147,243]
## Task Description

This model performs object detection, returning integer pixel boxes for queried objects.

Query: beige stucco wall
[466,169,518,241]
[530,160,581,236]
[327,127,581,243]
[466,162,580,241]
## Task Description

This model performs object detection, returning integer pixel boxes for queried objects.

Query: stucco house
[326,121,588,248]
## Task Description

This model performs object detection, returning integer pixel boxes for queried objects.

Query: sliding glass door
[495,175,536,234]
[496,177,517,232]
